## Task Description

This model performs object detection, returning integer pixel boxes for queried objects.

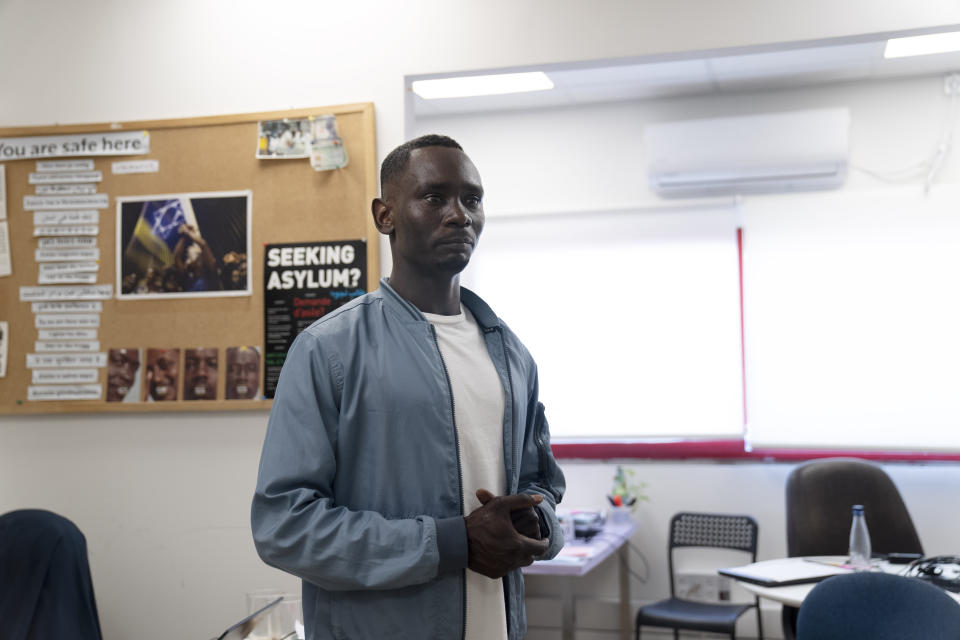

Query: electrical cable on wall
[624,541,650,584]
[850,72,960,194]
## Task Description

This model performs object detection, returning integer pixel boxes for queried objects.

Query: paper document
[0,221,10,277]
[26,353,106,368]
[35,184,98,195]
[37,159,95,172]
[0,164,6,220]
[24,194,109,210]
[38,236,97,248]
[34,210,99,226]
[0,321,7,378]
[19,284,112,301]
[38,329,98,340]
[112,159,159,174]
[29,170,102,184]
[28,384,102,401]
[35,313,100,328]
[35,340,100,352]
[34,225,98,237]
[36,248,100,262]
[32,369,98,384]
[32,300,102,313]
[719,557,851,587]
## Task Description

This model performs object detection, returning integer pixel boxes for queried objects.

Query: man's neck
[388,269,462,315]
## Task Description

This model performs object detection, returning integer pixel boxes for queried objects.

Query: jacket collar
[378,277,501,331]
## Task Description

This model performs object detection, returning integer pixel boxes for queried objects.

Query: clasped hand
[465,488,549,579]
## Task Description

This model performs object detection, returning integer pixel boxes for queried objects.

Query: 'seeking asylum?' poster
[263,240,366,398]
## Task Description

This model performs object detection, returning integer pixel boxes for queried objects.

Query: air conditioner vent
[645,108,850,198]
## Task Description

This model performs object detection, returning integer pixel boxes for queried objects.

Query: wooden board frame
[0,103,378,414]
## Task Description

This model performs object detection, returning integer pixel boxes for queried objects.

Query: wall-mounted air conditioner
[644,108,850,198]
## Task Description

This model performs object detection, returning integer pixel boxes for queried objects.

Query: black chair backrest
[785,458,924,557]
[797,572,960,640]
[668,512,758,596]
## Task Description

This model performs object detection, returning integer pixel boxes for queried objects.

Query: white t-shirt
[423,305,507,640]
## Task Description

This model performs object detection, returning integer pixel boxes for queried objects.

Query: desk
[523,520,638,640]
[726,556,960,638]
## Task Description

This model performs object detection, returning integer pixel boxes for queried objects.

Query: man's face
[145,348,179,401]
[107,348,140,402]
[184,347,218,400]
[225,347,260,399]
[382,146,485,277]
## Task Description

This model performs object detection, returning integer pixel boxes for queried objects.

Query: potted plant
[608,465,649,522]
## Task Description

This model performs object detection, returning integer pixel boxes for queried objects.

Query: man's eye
[424,194,443,204]
[464,195,482,207]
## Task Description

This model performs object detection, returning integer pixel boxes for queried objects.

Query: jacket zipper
[494,327,520,491]
[430,323,467,640]
[494,325,519,638]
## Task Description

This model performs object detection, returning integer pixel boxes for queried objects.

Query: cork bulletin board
[0,103,378,414]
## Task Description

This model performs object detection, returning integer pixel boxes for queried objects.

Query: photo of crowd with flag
[117,191,251,299]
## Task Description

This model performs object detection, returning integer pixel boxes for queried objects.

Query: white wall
[5,2,960,640]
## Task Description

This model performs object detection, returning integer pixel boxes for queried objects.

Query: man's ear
[371,197,393,235]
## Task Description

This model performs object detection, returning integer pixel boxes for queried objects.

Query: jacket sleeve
[516,365,566,560]
[250,330,468,591]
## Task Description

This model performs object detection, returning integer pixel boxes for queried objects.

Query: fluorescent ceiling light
[411,72,553,99]
[884,31,960,58]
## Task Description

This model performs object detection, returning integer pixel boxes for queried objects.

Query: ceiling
[410,36,960,117]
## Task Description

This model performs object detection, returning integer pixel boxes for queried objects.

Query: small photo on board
[183,347,218,401]
[225,346,261,400]
[144,348,179,402]
[257,117,312,159]
[116,191,251,300]
[106,348,141,403]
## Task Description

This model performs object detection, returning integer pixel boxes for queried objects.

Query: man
[252,135,565,640]
[143,348,179,402]
[173,224,220,292]
[183,347,218,401]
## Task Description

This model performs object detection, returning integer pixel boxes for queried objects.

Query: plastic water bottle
[848,504,872,571]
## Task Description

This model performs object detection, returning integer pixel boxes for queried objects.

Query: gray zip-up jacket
[252,279,565,640]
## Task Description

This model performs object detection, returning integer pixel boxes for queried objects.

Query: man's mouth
[440,236,474,246]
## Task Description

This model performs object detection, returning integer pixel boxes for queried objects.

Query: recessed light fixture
[884,31,960,58]
[411,71,554,99]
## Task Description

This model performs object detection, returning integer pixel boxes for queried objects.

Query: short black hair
[379,134,463,196]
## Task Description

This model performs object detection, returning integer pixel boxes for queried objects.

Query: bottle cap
[852,504,864,513]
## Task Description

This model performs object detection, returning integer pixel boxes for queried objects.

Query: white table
[731,556,960,607]
[727,556,960,638]
[522,520,638,640]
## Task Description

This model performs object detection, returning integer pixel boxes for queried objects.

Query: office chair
[0,509,103,640]
[781,458,924,638]
[796,572,960,639]
[635,512,763,640]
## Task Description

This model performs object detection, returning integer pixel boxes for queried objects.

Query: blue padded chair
[0,509,103,640]
[797,572,960,640]
[635,512,763,640]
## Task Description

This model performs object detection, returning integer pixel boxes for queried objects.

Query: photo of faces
[106,348,141,403]
[225,346,261,400]
[144,348,180,402]
[184,347,218,401]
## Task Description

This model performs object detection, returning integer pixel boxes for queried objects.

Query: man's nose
[445,200,471,226]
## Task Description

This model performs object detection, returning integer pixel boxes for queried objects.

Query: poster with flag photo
[116,191,251,299]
